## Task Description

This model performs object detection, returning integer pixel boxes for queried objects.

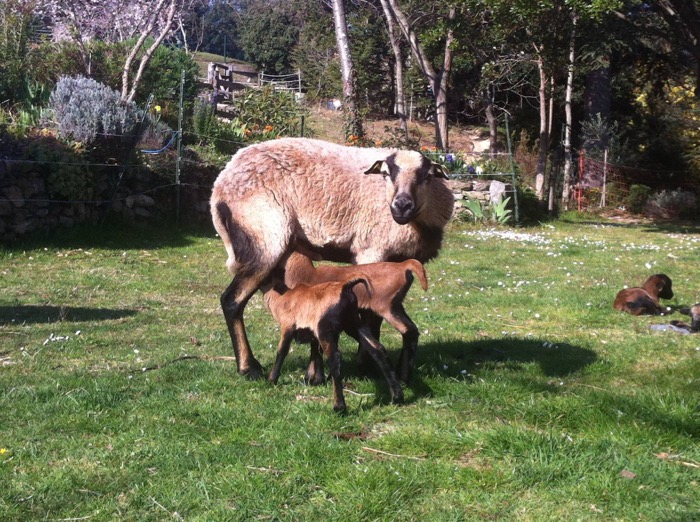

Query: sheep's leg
[220,269,269,379]
[356,310,384,375]
[357,325,404,404]
[269,329,296,384]
[319,337,346,412]
[305,339,326,385]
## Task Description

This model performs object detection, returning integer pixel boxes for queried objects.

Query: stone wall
[0,157,217,242]
[450,178,513,215]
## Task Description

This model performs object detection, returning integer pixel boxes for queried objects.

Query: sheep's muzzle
[391,194,416,224]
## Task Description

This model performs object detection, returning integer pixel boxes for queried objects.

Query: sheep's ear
[680,307,691,316]
[365,160,390,175]
[432,164,450,179]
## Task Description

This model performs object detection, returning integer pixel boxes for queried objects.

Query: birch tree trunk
[379,0,408,140]
[534,51,549,200]
[383,0,453,150]
[332,0,363,140]
[122,0,180,102]
[561,13,577,209]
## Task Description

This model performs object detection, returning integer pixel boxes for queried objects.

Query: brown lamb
[261,275,403,412]
[283,251,428,383]
[613,274,674,316]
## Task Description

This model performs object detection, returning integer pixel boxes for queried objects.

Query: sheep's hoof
[333,403,348,414]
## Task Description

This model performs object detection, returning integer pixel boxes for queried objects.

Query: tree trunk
[435,7,455,151]
[332,0,363,140]
[562,13,577,209]
[534,53,549,200]
[383,0,452,150]
[484,86,497,155]
[379,0,408,140]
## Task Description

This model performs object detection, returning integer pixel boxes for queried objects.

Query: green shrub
[23,138,94,201]
[231,86,305,141]
[625,184,652,214]
[644,189,697,220]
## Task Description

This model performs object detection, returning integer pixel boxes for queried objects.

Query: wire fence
[572,153,694,212]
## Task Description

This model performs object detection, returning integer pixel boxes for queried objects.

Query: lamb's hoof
[333,403,348,414]
[239,360,265,380]
[391,389,405,404]
[304,372,327,386]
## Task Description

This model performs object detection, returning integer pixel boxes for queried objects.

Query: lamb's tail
[342,276,373,299]
[404,259,429,291]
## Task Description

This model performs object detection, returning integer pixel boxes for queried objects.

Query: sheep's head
[679,304,700,332]
[365,151,449,225]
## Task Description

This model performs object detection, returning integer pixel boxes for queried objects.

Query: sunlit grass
[1,219,699,521]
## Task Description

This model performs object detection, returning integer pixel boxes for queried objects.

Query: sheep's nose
[392,194,414,215]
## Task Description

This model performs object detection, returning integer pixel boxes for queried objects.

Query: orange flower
[264,125,274,132]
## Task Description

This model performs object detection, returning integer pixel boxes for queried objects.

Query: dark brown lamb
[613,274,674,316]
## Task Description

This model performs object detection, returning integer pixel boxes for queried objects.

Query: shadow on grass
[0,305,138,325]
[418,338,597,378]
[2,220,216,251]
[560,218,700,234]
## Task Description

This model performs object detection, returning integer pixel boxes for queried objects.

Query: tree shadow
[0,305,138,325]
[418,338,598,378]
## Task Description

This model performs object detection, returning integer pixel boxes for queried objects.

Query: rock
[489,180,507,205]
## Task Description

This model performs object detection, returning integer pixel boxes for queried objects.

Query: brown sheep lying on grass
[613,274,674,316]
[283,251,428,383]
[261,275,403,412]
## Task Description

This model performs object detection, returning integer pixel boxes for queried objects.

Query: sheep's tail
[211,201,237,272]
[404,259,429,291]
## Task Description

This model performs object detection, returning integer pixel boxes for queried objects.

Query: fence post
[505,114,520,226]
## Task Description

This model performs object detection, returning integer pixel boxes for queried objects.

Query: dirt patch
[306,107,487,153]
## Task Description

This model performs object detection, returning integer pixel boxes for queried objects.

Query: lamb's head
[679,304,700,332]
[365,151,449,225]
[647,273,674,300]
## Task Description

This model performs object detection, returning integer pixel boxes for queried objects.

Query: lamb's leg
[305,339,326,385]
[319,337,346,413]
[269,329,296,384]
[357,325,404,404]
[220,268,269,379]
[385,305,419,383]
[356,310,384,374]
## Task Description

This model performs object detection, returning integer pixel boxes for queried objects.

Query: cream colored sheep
[283,251,428,383]
[211,137,453,380]
[261,275,403,411]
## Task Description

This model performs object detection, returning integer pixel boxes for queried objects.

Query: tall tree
[379,0,409,139]
[653,0,700,97]
[47,0,189,101]
[236,0,300,74]
[332,0,364,139]
[382,0,455,150]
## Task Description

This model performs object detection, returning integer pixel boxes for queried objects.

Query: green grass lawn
[1,218,698,521]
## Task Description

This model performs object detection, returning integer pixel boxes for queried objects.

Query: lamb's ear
[432,163,450,179]
[680,307,691,316]
[365,160,390,175]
